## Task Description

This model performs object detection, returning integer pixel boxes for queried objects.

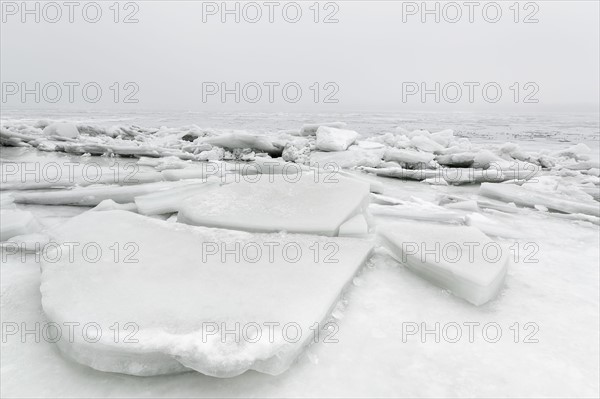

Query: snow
[315,126,359,152]
[40,210,373,377]
[178,174,370,236]
[378,221,509,305]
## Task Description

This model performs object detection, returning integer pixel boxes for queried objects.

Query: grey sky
[1,0,598,112]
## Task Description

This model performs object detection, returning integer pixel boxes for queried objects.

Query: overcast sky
[1,0,599,112]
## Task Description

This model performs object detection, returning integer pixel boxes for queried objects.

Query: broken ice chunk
[41,210,373,377]
[315,126,359,152]
[378,222,508,305]
[310,146,384,169]
[199,132,280,156]
[383,148,435,166]
[480,182,600,217]
[178,174,370,236]
[410,135,445,153]
[42,122,79,139]
[299,122,347,136]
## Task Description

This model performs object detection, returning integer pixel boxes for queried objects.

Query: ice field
[1,112,599,397]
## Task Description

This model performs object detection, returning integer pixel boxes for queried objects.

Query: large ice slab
[41,210,373,377]
[378,222,508,305]
[178,174,370,236]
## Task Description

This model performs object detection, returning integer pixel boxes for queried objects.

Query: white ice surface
[134,181,218,215]
[40,210,373,377]
[178,174,370,236]
[337,214,369,237]
[378,221,509,305]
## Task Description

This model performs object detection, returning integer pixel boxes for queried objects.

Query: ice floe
[178,173,370,236]
[41,210,373,377]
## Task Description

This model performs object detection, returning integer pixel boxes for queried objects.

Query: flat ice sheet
[41,210,373,377]
[178,173,370,236]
